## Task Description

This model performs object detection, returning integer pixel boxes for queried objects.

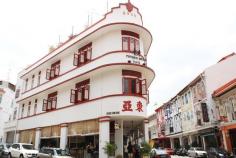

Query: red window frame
[121,30,140,55]
[46,61,60,80]
[122,70,147,96]
[70,79,90,103]
[42,92,57,111]
[74,43,92,66]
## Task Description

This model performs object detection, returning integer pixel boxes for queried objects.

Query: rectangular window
[46,61,60,80]
[21,104,24,118]
[43,92,57,111]
[185,93,188,104]
[25,79,28,91]
[70,79,90,103]
[31,75,35,89]
[38,71,41,86]
[74,43,92,66]
[34,99,37,115]
[13,108,17,120]
[121,30,140,54]
[182,96,185,105]
[201,103,209,122]
[27,102,31,116]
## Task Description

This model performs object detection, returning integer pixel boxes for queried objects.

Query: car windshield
[195,147,203,151]
[55,149,70,156]
[22,145,34,150]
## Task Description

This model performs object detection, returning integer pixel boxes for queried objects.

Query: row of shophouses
[148,53,236,155]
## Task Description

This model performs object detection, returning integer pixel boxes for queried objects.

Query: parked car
[9,143,38,158]
[0,144,11,158]
[176,147,188,156]
[188,147,207,158]
[150,147,170,158]
[207,147,232,158]
[165,148,174,155]
[38,148,72,158]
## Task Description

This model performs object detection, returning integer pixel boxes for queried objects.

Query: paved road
[171,155,191,158]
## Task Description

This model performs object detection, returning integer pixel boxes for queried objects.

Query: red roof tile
[212,78,236,97]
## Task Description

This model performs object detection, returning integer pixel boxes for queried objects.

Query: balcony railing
[46,65,60,80]
[42,97,57,111]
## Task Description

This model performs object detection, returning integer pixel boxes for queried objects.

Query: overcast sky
[0,0,236,115]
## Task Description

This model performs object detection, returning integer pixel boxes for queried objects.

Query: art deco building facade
[14,2,154,157]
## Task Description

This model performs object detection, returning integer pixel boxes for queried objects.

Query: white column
[3,132,7,143]
[35,128,41,150]
[115,120,123,157]
[144,119,149,142]
[202,136,206,150]
[189,135,193,146]
[179,136,183,146]
[60,124,68,150]
[99,116,110,158]
[15,132,20,143]
[170,138,174,149]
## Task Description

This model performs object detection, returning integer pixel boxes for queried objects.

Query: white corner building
[0,81,16,143]
[14,2,154,157]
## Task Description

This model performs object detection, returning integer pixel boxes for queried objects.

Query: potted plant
[103,142,117,158]
[141,142,151,158]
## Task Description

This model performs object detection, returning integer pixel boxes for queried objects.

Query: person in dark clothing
[133,143,141,158]
[127,142,133,158]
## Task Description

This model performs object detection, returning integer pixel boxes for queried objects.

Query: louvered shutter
[42,99,47,111]
[51,97,57,109]
[55,65,60,76]
[73,53,79,66]
[141,79,147,95]
[70,89,76,103]
[46,69,51,80]
[77,88,82,102]
[84,85,89,100]
[136,79,140,94]
[50,69,55,79]
[80,52,85,63]
[87,47,92,60]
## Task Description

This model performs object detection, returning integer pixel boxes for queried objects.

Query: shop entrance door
[40,138,60,148]
[229,129,236,154]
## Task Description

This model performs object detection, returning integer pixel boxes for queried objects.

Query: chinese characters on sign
[122,100,143,112]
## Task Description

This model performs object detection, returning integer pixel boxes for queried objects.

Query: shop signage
[122,100,143,112]
[126,54,145,65]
